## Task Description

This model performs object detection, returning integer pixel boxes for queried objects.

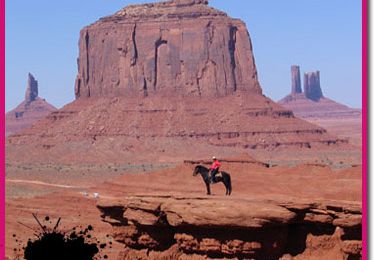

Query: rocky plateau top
[101,0,224,22]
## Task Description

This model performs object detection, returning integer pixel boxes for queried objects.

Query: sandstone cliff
[74,0,261,98]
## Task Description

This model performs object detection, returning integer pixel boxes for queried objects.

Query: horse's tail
[228,174,232,195]
[224,172,232,195]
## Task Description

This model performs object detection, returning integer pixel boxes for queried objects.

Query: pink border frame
[362,0,368,259]
[0,0,367,259]
[1,0,5,258]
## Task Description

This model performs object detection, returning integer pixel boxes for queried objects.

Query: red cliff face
[74,0,261,99]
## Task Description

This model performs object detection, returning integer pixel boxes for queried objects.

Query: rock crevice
[131,24,138,66]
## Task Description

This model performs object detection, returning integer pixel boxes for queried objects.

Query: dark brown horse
[192,165,232,195]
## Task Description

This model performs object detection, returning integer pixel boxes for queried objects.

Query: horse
[192,165,232,195]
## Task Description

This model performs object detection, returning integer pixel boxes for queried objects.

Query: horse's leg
[222,176,230,196]
[205,182,211,195]
[224,180,229,195]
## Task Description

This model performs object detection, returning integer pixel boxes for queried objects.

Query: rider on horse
[209,156,221,183]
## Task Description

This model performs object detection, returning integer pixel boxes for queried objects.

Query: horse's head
[193,165,208,176]
[192,165,199,176]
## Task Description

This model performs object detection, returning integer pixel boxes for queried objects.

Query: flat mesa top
[99,0,227,22]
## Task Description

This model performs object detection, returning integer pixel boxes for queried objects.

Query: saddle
[211,171,222,181]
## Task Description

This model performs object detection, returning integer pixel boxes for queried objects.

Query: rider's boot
[211,175,215,184]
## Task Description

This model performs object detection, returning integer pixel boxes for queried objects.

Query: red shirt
[210,160,221,170]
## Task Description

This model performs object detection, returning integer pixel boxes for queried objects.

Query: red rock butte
[6,0,359,165]
[74,0,261,98]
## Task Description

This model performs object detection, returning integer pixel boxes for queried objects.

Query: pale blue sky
[5,0,362,111]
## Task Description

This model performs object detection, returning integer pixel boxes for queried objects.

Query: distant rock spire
[173,0,208,5]
[25,73,38,103]
[291,65,302,94]
[304,71,323,101]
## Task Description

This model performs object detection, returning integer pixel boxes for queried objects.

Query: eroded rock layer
[74,0,261,98]
[98,196,362,259]
[280,95,362,148]
[6,94,355,165]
